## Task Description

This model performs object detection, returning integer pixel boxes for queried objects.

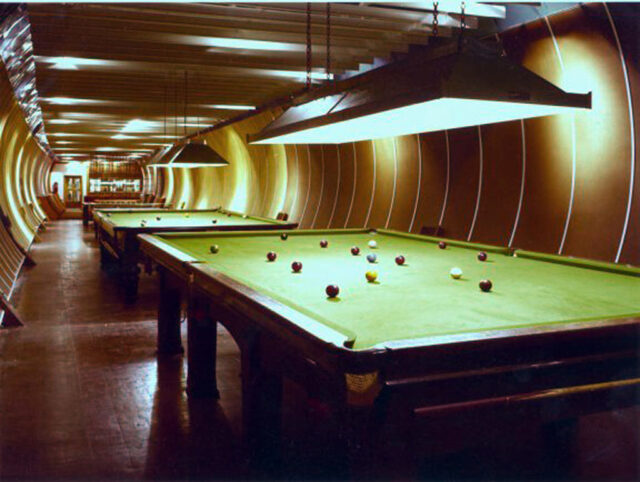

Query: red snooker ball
[291,261,302,272]
[351,246,360,256]
[320,239,328,248]
[477,251,488,262]
[267,251,277,262]
[438,241,447,249]
[479,279,492,292]
[395,255,405,265]
[325,284,339,298]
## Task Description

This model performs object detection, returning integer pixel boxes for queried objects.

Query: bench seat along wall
[0,59,53,323]
[164,5,636,268]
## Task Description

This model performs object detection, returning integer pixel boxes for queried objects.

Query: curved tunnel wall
[0,63,52,249]
[158,4,639,266]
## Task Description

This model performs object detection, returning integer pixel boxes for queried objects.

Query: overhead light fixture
[121,119,157,133]
[148,140,228,169]
[271,70,333,82]
[42,97,109,106]
[207,104,255,111]
[165,140,229,168]
[248,39,591,144]
[36,56,109,70]
[48,119,79,125]
[204,37,303,52]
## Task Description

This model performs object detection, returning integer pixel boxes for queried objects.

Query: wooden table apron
[138,233,640,469]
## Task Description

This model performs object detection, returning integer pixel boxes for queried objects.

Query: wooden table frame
[83,201,166,226]
[139,229,640,475]
[95,209,297,303]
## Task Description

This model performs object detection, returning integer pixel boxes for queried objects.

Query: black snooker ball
[438,241,447,249]
[267,251,277,262]
[478,251,488,262]
[351,246,360,256]
[479,279,492,292]
[291,261,302,272]
[210,245,219,254]
[320,239,328,248]
[212,219,217,224]
[325,284,339,298]
[281,233,288,240]
[395,255,405,266]
[156,216,161,221]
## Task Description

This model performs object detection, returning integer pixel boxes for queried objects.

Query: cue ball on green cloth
[368,240,377,249]
[450,267,462,279]
[210,245,219,254]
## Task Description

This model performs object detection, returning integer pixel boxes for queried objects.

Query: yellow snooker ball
[365,271,378,283]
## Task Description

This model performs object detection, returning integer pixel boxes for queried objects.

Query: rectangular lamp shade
[248,41,591,145]
[150,142,228,168]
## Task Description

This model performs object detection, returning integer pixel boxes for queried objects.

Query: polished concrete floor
[1,220,638,480]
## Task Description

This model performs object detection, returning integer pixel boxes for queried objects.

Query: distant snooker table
[94,208,296,302]
[139,228,640,468]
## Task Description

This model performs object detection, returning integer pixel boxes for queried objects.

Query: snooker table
[139,228,640,471]
[94,208,297,302]
[83,201,166,226]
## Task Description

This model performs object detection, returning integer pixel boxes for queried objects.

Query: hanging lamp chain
[184,70,188,138]
[306,2,312,90]
[432,2,438,38]
[326,2,331,82]
[458,1,466,49]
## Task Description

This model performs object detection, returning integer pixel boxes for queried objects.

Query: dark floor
[1,220,244,480]
[1,219,638,480]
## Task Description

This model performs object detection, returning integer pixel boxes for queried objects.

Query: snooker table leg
[121,233,140,303]
[186,291,220,399]
[240,335,283,473]
[156,267,184,356]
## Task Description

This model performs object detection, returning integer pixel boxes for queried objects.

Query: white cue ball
[368,240,377,249]
[450,267,463,279]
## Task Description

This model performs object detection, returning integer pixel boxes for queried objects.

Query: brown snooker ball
[267,251,277,262]
[395,255,405,266]
[291,261,302,273]
[320,239,328,248]
[280,233,288,240]
[351,246,360,256]
[477,251,488,262]
[479,279,492,292]
[325,284,339,298]
[210,245,219,254]
[438,241,447,249]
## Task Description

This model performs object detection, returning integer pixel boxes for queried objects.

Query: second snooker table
[139,228,640,471]
[94,208,297,302]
